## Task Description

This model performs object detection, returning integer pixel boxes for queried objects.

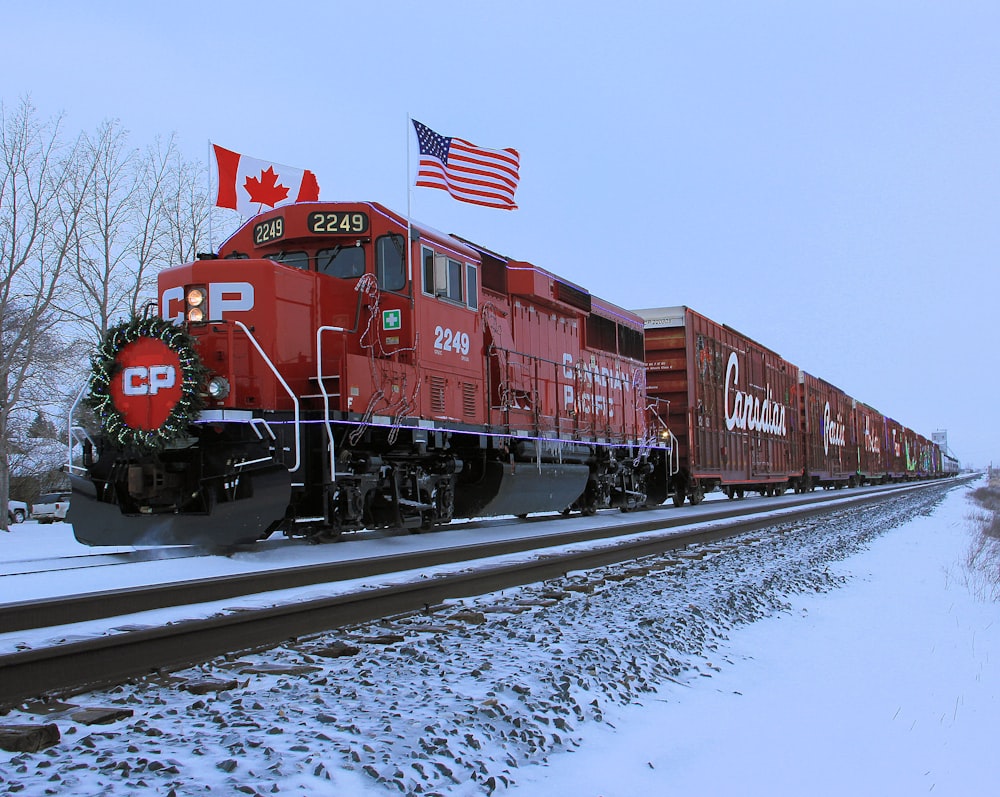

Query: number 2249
[433,326,470,356]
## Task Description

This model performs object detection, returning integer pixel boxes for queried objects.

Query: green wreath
[86,315,207,452]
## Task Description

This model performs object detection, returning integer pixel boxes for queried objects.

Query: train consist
[639,306,958,506]
[67,201,957,547]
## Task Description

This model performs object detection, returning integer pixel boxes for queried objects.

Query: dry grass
[964,483,1000,600]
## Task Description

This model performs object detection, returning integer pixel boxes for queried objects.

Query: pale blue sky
[4,1,997,465]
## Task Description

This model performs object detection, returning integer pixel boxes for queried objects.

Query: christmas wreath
[87,315,207,451]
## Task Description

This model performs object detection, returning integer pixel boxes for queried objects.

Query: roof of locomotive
[218,201,642,326]
[217,200,482,261]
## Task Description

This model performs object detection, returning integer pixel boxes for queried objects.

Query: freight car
[67,201,667,547]
[638,306,801,504]
[853,400,888,485]
[797,371,856,491]
[637,305,953,504]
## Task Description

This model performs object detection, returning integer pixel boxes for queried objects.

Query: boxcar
[797,371,857,490]
[883,416,910,480]
[638,306,801,505]
[853,400,887,484]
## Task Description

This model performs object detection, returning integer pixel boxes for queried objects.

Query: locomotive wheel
[310,527,343,543]
[672,492,685,507]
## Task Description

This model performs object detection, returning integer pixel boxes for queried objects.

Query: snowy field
[0,477,994,796]
[511,476,999,797]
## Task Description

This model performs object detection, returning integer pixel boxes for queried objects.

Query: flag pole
[406,114,413,282]
[207,140,214,254]
[406,113,412,220]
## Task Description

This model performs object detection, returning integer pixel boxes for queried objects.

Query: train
[66,201,958,547]
[639,306,958,505]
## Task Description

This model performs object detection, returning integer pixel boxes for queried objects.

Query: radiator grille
[462,382,477,417]
[430,376,446,414]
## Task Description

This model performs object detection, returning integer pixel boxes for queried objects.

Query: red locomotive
[68,202,956,548]
[69,201,666,546]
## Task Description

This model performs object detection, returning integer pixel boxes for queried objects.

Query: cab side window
[446,258,463,302]
[377,234,406,291]
[421,244,477,309]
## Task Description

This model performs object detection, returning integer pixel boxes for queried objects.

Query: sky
[2,1,998,466]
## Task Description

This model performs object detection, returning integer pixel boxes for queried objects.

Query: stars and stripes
[412,120,520,210]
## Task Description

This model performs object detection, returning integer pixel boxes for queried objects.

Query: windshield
[317,246,365,279]
[264,251,309,270]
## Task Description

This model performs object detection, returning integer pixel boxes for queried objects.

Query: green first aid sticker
[382,309,401,330]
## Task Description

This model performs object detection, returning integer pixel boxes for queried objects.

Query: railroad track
[0,479,968,709]
[1,481,927,632]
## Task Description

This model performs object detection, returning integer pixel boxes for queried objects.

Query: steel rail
[1,481,932,633]
[0,479,964,709]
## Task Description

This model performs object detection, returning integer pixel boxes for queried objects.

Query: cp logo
[110,337,185,430]
[122,365,177,396]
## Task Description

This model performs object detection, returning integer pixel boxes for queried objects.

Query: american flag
[412,120,520,210]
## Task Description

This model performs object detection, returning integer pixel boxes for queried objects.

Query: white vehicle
[31,492,71,523]
[7,500,28,524]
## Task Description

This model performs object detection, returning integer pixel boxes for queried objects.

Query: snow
[0,477,995,796]
[511,478,1000,796]
[0,485,905,602]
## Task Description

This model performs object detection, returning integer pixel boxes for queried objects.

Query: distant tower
[932,429,949,454]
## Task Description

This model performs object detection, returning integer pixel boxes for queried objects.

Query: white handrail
[67,325,303,474]
[316,325,346,481]
[234,320,302,473]
[66,383,93,475]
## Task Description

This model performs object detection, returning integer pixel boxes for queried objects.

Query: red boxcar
[797,371,858,490]
[638,306,801,505]
[883,416,910,480]
[853,400,886,483]
[914,434,939,478]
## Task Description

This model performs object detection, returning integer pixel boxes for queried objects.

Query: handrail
[66,383,93,476]
[316,325,347,481]
[233,320,301,473]
[65,324,302,474]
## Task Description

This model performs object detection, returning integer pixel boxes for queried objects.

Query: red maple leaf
[244,166,290,207]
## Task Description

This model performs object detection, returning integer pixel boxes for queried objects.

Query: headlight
[185,285,207,322]
[207,376,230,399]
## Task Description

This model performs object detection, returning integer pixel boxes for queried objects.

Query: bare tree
[63,126,220,345]
[2,302,78,493]
[0,97,92,529]
[62,121,171,344]
[160,141,222,265]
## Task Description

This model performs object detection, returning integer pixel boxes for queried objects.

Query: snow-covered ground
[0,477,994,796]
[511,476,999,797]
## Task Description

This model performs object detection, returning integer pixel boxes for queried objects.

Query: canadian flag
[213,144,320,216]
